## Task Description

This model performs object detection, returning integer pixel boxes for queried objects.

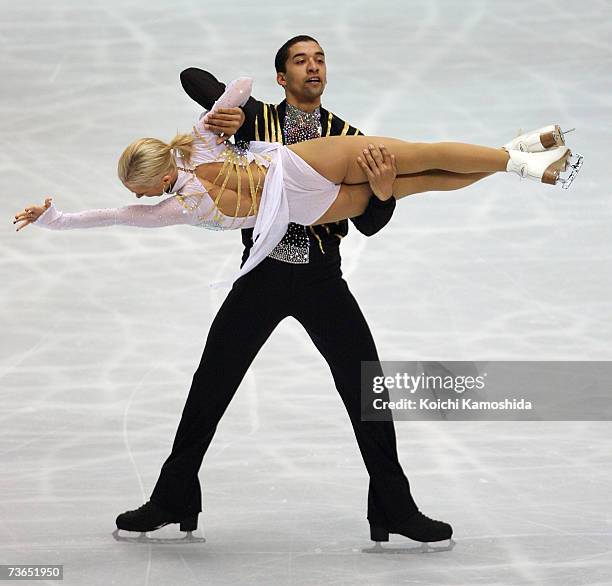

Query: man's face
[277,41,327,102]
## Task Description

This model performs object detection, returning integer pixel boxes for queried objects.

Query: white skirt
[212,143,341,288]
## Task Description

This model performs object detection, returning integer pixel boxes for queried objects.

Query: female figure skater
[12,76,582,547]
[14,77,582,288]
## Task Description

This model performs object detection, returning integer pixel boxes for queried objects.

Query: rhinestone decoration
[283,103,322,145]
[267,221,310,263]
[268,103,322,263]
[195,217,226,230]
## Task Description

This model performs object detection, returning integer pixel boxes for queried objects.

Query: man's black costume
[149,69,420,531]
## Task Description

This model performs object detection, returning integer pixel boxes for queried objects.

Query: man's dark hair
[274,35,320,73]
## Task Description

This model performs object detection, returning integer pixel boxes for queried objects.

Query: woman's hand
[13,197,52,231]
[357,144,397,201]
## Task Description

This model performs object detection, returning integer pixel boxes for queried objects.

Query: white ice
[1,0,612,584]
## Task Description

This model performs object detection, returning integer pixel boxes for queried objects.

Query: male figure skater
[116,35,453,546]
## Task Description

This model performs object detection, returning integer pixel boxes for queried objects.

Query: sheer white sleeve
[209,76,253,113]
[190,77,253,164]
[33,196,203,230]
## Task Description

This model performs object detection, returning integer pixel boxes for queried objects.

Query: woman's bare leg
[288,136,509,184]
[393,170,493,200]
[313,183,372,225]
[314,171,494,225]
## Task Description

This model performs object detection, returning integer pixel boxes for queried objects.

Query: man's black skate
[112,501,205,544]
[364,511,455,554]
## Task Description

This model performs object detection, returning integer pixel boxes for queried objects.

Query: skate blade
[560,127,576,139]
[112,529,205,544]
[362,538,455,554]
[559,152,583,190]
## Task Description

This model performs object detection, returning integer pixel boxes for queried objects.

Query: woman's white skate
[506,146,584,189]
[504,125,575,152]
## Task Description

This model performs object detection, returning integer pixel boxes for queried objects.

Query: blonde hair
[118,134,195,187]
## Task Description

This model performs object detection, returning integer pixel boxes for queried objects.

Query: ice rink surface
[1,0,612,584]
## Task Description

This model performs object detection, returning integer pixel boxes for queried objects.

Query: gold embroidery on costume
[325,114,333,137]
[274,106,283,143]
[340,121,350,136]
[209,158,233,220]
[255,116,260,141]
[263,104,270,142]
[309,225,325,254]
[192,125,214,151]
[175,167,223,229]
[245,164,256,217]
[189,144,268,228]
[176,194,197,212]
[269,106,276,143]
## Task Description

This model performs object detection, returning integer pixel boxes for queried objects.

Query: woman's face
[126,171,176,198]
[127,180,166,198]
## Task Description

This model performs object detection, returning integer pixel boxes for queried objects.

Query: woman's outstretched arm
[14,195,204,232]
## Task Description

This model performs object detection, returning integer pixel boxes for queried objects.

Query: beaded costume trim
[174,126,269,230]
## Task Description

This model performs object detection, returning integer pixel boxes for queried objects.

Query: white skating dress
[33,78,341,286]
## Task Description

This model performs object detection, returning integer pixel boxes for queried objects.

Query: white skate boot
[506,146,583,188]
[504,125,575,153]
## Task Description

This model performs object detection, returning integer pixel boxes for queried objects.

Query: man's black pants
[150,252,419,528]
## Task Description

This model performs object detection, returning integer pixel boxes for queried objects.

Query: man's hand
[203,107,246,144]
[13,197,52,231]
[357,144,397,201]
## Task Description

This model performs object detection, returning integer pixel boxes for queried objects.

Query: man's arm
[349,139,396,236]
[350,190,396,237]
[335,125,395,236]
[180,68,260,143]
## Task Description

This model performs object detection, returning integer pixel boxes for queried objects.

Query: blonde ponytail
[118,134,195,188]
[168,133,194,164]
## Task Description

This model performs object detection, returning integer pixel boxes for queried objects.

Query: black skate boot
[112,501,204,544]
[364,511,455,554]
